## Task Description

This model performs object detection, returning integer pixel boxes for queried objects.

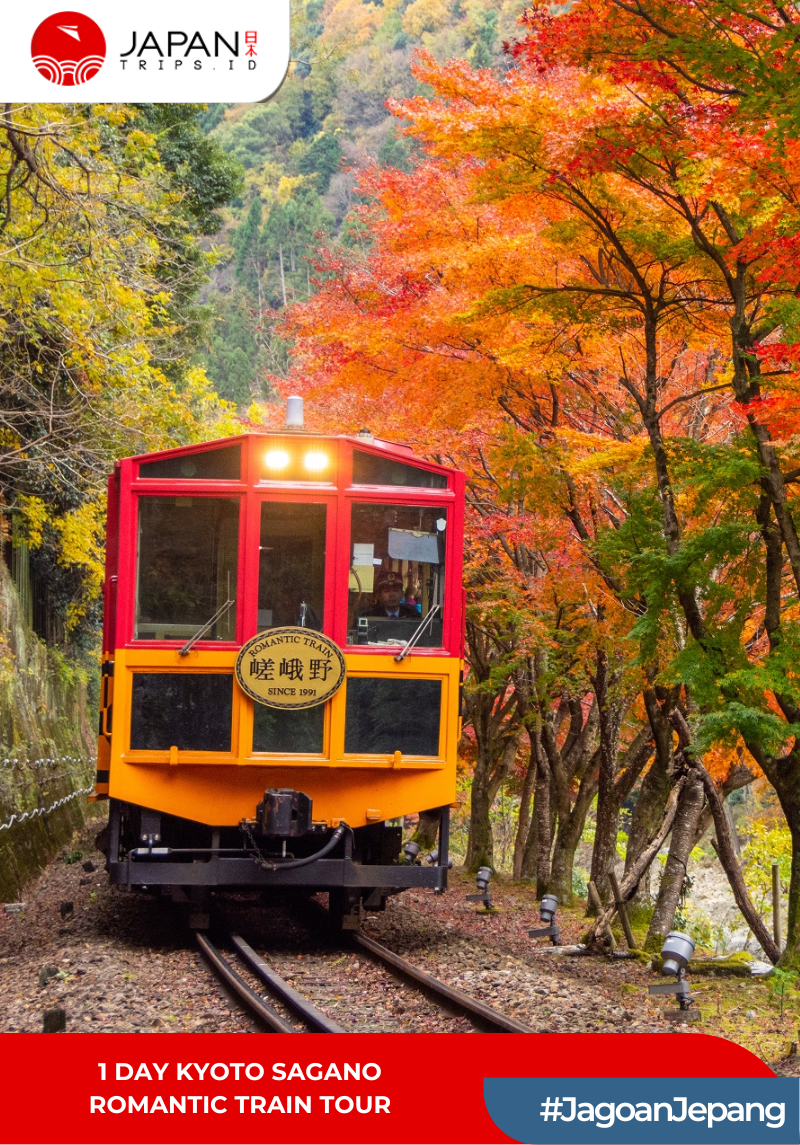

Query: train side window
[258,502,326,631]
[130,673,233,752]
[352,450,447,488]
[138,444,241,481]
[344,678,442,756]
[135,497,239,641]
[348,503,446,646]
[252,704,325,754]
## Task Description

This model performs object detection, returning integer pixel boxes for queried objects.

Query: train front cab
[96,431,464,923]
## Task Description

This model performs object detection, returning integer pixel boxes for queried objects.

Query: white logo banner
[4,3,290,102]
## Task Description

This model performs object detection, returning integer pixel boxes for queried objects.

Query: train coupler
[251,788,313,837]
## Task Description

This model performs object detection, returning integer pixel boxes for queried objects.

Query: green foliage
[133,105,243,234]
[767,967,798,1015]
[572,866,589,897]
[296,132,343,192]
[378,125,412,171]
[203,0,519,385]
[743,820,792,918]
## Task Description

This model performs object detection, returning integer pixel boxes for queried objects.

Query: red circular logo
[31,11,106,86]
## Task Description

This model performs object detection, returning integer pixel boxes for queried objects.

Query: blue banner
[484,1077,799,1144]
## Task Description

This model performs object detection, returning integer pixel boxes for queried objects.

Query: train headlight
[265,449,290,471]
[304,450,329,473]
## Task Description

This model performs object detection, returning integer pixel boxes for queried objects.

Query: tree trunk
[589,649,623,900]
[645,770,706,951]
[465,733,521,871]
[278,244,287,307]
[462,621,522,873]
[741,747,800,966]
[548,755,598,903]
[548,809,587,902]
[410,809,440,852]
[696,766,780,964]
[624,754,671,900]
[466,758,494,870]
[512,732,537,879]
[533,740,552,892]
[624,687,677,902]
[585,776,686,950]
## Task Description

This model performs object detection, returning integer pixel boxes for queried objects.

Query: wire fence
[0,754,96,834]
[0,755,88,771]
[0,784,95,833]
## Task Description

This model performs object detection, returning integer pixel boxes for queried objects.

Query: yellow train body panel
[106,647,462,828]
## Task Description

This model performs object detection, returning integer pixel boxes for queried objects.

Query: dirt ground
[1,820,799,1076]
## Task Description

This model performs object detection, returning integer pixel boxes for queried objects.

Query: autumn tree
[0,103,240,639]
[276,4,800,963]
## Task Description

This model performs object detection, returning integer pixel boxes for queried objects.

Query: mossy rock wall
[0,559,97,900]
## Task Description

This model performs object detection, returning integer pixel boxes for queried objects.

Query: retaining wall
[0,559,97,900]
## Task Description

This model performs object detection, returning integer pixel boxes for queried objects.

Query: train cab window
[130,673,233,752]
[138,444,241,481]
[348,504,446,647]
[135,497,239,641]
[352,451,447,488]
[258,503,326,631]
[253,704,325,754]
[345,678,441,756]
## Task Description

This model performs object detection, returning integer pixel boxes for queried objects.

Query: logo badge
[31,11,106,85]
[235,628,346,710]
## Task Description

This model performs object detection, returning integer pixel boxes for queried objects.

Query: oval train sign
[235,627,346,710]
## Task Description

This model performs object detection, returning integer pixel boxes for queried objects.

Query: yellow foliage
[402,0,451,37]
[17,497,48,549]
[276,175,311,204]
[557,432,649,477]
[53,502,104,579]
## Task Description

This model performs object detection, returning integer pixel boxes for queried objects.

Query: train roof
[119,430,459,476]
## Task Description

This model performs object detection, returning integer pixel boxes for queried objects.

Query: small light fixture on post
[466,866,493,909]
[648,931,700,1022]
[285,395,304,430]
[402,840,421,865]
[529,894,561,946]
[426,849,453,868]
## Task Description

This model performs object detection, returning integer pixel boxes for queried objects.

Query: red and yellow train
[94,405,465,925]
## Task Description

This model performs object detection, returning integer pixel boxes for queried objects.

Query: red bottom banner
[0,1031,776,1145]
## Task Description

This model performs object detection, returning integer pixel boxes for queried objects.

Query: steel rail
[230,933,346,1033]
[353,931,534,1033]
[195,931,296,1033]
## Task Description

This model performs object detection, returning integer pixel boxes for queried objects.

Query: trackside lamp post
[648,931,700,1022]
[466,866,493,909]
[529,894,561,946]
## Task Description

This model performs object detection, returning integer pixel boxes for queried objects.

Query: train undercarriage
[102,795,451,928]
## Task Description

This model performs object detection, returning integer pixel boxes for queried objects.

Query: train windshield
[135,497,239,641]
[258,502,327,632]
[348,503,446,646]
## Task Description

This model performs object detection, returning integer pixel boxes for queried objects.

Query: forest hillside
[198,0,522,402]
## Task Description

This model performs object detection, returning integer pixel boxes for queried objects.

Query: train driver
[366,573,419,619]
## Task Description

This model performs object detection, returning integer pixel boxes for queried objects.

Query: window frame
[339,491,454,654]
[130,490,245,650]
[123,666,240,764]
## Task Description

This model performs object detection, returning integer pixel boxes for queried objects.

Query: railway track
[195,931,346,1032]
[352,931,534,1033]
[196,925,533,1034]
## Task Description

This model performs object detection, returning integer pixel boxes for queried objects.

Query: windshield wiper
[179,599,235,657]
[394,603,441,662]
